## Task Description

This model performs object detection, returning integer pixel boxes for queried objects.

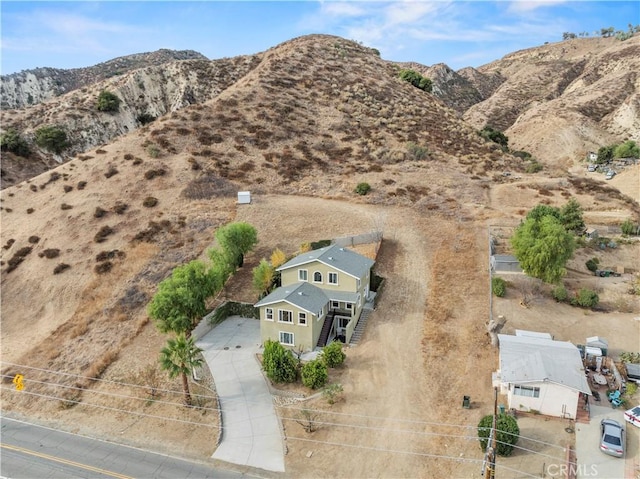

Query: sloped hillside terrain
[464,35,640,164]
[1,34,639,478]
[0,48,208,109]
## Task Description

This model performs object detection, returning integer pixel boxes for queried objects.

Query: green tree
[478,414,520,457]
[252,259,275,298]
[572,288,599,308]
[398,69,433,92]
[511,215,576,284]
[159,334,203,405]
[596,145,615,164]
[560,198,585,234]
[614,140,640,159]
[301,359,328,389]
[585,257,600,273]
[148,260,215,336]
[262,340,298,383]
[270,248,287,268]
[479,126,509,149]
[96,90,121,112]
[552,284,568,302]
[0,129,30,157]
[35,126,69,154]
[526,204,561,222]
[322,341,346,368]
[215,222,258,268]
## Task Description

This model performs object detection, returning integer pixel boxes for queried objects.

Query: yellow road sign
[12,374,24,391]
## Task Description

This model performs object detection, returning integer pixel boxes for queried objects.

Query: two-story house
[255,244,375,351]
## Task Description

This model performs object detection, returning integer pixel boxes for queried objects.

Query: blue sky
[1,1,638,75]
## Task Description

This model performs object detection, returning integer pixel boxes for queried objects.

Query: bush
[355,182,371,196]
[491,277,506,297]
[572,288,599,308]
[398,69,432,92]
[0,129,30,157]
[147,145,160,158]
[96,90,121,112]
[53,263,71,275]
[104,166,118,178]
[621,219,638,235]
[552,284,568,302]
[479,126,508,149]
[478,414,520,457]
[35,126,69,154]
[94,261,113,274]
[585,257,600,272]
[39,248,60,259]
[407,142,429,160]
[94,225,115,243]
[137,113,156,125]
[262,339,297,383]
[322,383,344,404]
[94,207,108,218]
[143,196,158,208]
[301,359,328,389]
[322,341,346,368]
[525,160,543,173]
[144,168,166,180]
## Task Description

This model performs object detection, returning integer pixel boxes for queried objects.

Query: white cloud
[507,0,568,13]
[320,2,368,17]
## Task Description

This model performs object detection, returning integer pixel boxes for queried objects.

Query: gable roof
[498,334,590,394]
[277,244,374,279]
[254,282,329,314]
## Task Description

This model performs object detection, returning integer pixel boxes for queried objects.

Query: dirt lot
[3,193,639,478]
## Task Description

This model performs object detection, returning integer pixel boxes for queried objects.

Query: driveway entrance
[196,316,285,472]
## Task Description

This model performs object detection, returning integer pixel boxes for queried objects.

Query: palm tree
[159,334,203,406]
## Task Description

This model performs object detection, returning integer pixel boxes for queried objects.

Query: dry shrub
[112,202,128,214]
[537,187,553,197]
[144,168,166,180]
[124,153,134,160]
[78,155,93,161]
[94,261,113,274]
[26,208,34,214]
[96,249,125,262]
[3,239,15,250]
[70,319,88,338]
[63,185,73,193]
[53,263,71,274]
[28,235,40,244]
[61,203,73,210]
[132,220,172,243]
[94,225,115,243]
[181,173,236,200]
[132,157,143,165]
[85,349,119,380]
[94,207,108,218]
[77,181,87,190]
[95,149,107,154]
[142,196,158,207]
[39,248,60,259]
[104,166,118,178]
[29,184,38,192]
[6,246,32,273]
[187,157,201,170]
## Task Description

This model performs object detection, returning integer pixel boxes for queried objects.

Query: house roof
[254,282,329,314]
[326,291,358,304]
[277,244,374,279]
[498,334,590,394]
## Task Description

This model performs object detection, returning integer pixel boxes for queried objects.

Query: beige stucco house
[255,244,375,351]
[493,331,591,419]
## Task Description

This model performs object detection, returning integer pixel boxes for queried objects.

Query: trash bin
[499,404,505,415]
[462,396,471,408]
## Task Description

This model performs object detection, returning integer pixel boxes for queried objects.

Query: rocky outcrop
[1,49,208,109]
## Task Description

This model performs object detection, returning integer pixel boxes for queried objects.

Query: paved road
[575,404,625,479]
[0,417,245,479]
[197,317,285,473]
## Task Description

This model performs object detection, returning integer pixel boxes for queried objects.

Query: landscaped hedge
[208,301,259,325]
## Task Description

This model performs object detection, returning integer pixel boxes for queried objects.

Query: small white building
[237,191,251,204]
[493,332,590,419]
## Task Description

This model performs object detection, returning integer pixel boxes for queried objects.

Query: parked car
[600,419,625,457]
[588,164,597,172]
[605,170,616,180]
[624,406,640,428]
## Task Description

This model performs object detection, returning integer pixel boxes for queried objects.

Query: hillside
[1,34,639,478]
[0,48,208,109]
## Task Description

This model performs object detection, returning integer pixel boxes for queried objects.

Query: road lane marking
[0,443,134,479]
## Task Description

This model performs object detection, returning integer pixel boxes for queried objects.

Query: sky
[1,1,639,75]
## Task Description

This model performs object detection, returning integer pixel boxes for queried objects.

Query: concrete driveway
[575,404,625,478]
[196,316,285,473]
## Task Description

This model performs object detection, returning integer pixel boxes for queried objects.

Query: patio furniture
[608,390,621,401]
[593,373,607,386]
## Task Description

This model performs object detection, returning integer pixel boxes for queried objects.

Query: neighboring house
[587,151,598,162]
[493,332,591,419]
[255,244,375,351]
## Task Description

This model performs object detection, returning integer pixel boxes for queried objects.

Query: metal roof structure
[498,333,591,394]
[255,282,329,314]
[277,244,374,279]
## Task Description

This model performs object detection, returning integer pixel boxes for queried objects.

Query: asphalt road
[0,417,247,479]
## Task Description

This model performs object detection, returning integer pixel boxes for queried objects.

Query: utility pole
[482,387,499,479]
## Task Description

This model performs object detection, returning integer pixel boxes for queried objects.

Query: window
[513,385,540,398]
[278,310,293,323]
[318,306,324,319]
[313,271,323,283]
[279,331,294,346]
[298,269,308,281]
[265,308,273,321]
[298,312,307,325]
[357,278,361,289]
[346,302,353,310]
[331,301,340,309]
[328,272,338,284]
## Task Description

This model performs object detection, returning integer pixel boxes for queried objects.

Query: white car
[624,405,640,428]
[605,170,616,180]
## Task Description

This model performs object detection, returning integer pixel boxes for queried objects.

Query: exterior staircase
[349,308,371,345]
[316,313,335,348]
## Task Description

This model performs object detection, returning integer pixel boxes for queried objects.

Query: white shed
[237,191,251,204]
